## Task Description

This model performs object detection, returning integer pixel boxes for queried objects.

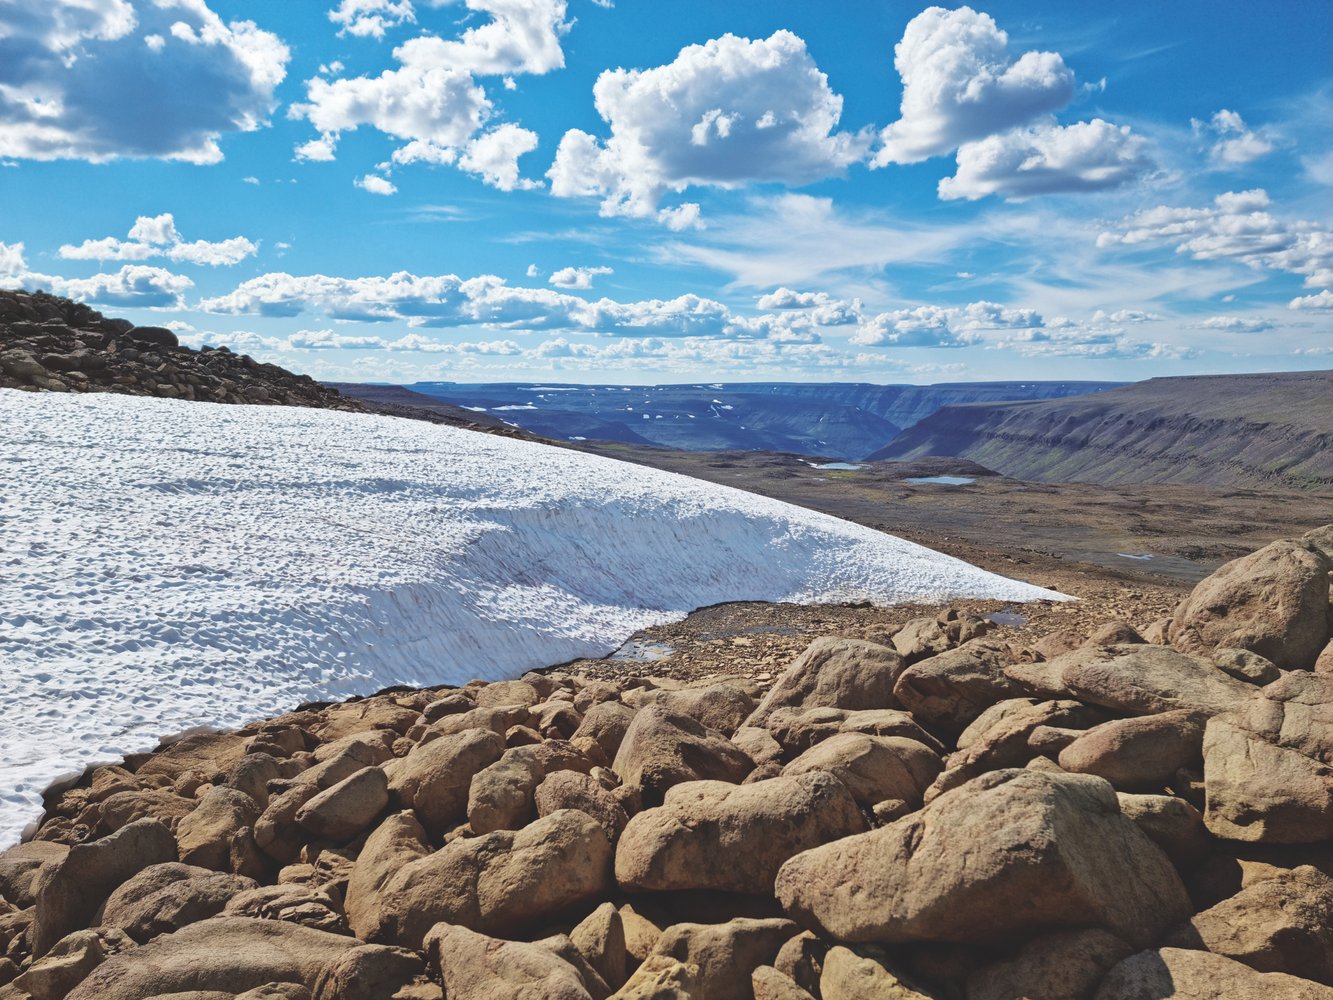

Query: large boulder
[784,733,941,809]
[616,772,864,895]
[1168,866,1333,983]
[65,917,359,1000]
[764,707,940,758]
[424,923,593,1000]
[776,769,1190,949]
[346,809,612,948]
[467,747,545,835]
[965,927,1134,1000]
[611,706,753,803]
[294,766,388,843]
[8,927,136,1000]
[1170,540,1331,670]
[1092,947,1333,999]
[1203,672,1333,842]
[97,862,257,942]
[1058,710,1207,792]
[1116,794,1210,869]
[892,641,1026,733]
[1008,643,1254,716]
[570,701,638,762]
[570,902,626,992]
[535,771,630,842]
[310,943,427,1000]
[383,727,505,836]
[648,918,797,1000]
[819,945,937,999]
[31,818,177,957]
[176,787,261,871]
[744,638,906,728]
[0,842,68,909]
[628,684,756,737]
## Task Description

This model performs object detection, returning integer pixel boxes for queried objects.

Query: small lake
[810,462,864,471]
[905,475,976,486]
[1117,552,1155,561]
[608,639,676,662]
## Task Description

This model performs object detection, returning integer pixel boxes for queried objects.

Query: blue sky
[1,0,1329,384]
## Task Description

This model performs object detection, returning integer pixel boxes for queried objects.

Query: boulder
[294,766,388,843]
[612,955,700,998]
[31,818,177,957]
[628,684,756,737]
[1008,643,1254,716]
[570,902,626,991]
[383,728,505,836]
[223,883,348,935]
[424,923,593,1000]
[752,965,817,1000]
[1170,540,1331,670]
[1092,947,1333,999]
[744,638,906,728]
[784,733,941,808]
[611,706,753,803]
[764,707,941,758]
[1086,621,1146,646]
[1203,672,1333,842]
[820,945,937,999]
[1116,794,1210,868]
[1317,640,1333,674]
[347,809,612,948]
[1212,648,1282,686]
[177,787,261,871]
[0,842,68,909]
[1058,710,1207,791]
[310,943,426,1000]
[893,642,1026,732]
[965,927,1134,1000]
[467,747,545,835]
[65,917,359,1000]
[648,918,796,1000]
[98,862,257,942]
[616,772,864,895]
[535,771,630,842]
[569,702,638,762]
[8,927,136,1000]
[1168,866,1333,983]
[776,769,1190,949]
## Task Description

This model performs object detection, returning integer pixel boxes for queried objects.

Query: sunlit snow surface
[0,392,1061,846]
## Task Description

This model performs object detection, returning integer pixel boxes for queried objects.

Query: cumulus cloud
[851,299,1043,348]
[873,5,1074,166]
[939,118,1153,200]
[1197,315,1275,332]
[49,265,194,308]
[329,0,415,39]
[1192,109,1275,166]
[548,265,613,289]
[547,31,863,222]
[1099,189,1333,289]
[58,213,258,266]
[0,241,27,279]
[459,124,542,190]
[0,0,289,163]
[1290,289,1333,311]
[355,174,398,195]
[756,288,838,310]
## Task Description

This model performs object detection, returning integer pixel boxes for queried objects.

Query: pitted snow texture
[0,391,1058,846]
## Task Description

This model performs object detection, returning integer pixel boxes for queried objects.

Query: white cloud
[547,31,863,222]
[0,241,27,278]
[873,5,1074,166]
[58,213,257,266]
[49,265,194,308]
[850,298,1046,348]
[1099,189,1333,289]
[329,0,415,39]
[1091,309,1161,324]
[1197,315,1275,332]
[756,288,838,310]
[420,0,570,76]
[1290,289,1333,311]
[549,265,612,289]
[355,174,398,195]
[1192,109,1274,166]
[295,134,339,162]
[459,124,542,190]
[939,118,1153,201]
[525,264,541,278]
[0,0,289,163]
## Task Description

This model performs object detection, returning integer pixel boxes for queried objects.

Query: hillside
[402,379,1122,458]
[871,370,1333,490]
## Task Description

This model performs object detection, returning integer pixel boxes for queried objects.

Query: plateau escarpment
[872,370,1333,491]
[0,526,1330,998]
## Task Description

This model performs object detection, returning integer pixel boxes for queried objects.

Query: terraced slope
[871,370,1333,490]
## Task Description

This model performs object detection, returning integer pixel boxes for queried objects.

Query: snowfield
[0,391,1061,846]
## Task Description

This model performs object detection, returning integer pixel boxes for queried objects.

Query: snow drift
[0,391,1059,846]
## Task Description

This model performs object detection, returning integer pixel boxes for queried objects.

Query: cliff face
[871,371,1333,491]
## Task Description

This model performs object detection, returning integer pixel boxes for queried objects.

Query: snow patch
[0,391,1062,847]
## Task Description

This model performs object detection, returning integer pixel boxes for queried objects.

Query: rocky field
[2,526,1332,999]
[0,291,360,410]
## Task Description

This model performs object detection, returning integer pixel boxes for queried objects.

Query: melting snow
[0,391,1062,846]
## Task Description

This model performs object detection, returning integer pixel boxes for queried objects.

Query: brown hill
[871,370,1333,491]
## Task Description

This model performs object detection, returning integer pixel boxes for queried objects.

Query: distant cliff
[871,371,1333,490]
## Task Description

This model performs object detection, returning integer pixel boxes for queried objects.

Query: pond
[904,475,976,486]
[809,462,864,471]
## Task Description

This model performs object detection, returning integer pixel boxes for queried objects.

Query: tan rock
[310,942,426,1000]
[1317,640,1333,674]
[0,842,68,909]
[616,772,864,895]
[752,965,817,1000]
[9,927,136,1000]
[611,706,753,803]
[98,862,256,942]
[571,902,626,991]
[776,769,1190,949]
[1116,793,1210,868]
[1058,710,1206,791]
[648,918,796,1000]
[31,818,177,957]
[784,733,941,808]
[820,945,937,999]
[383,727,505,836]
[1092,947,1333,999]
[295,766,388,843]
[467,747,545,834]
[892,641,1026,732]
[763,706,940,757]
[223,883,348,935]
[619,903,663,965]
[612,954,700,999]
[1170,539,1331,669]
[425,922,593,999]
[1212,647,1282,685]
[535,771,630,842]
[744,637,906,728]
[964,927,1133,1000]
[569,701,638,762]
[1203,672,1333,842]
[347,809,612,948]
[177,787,261,871]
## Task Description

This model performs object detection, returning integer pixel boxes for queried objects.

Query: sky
[0,0,1330,385]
